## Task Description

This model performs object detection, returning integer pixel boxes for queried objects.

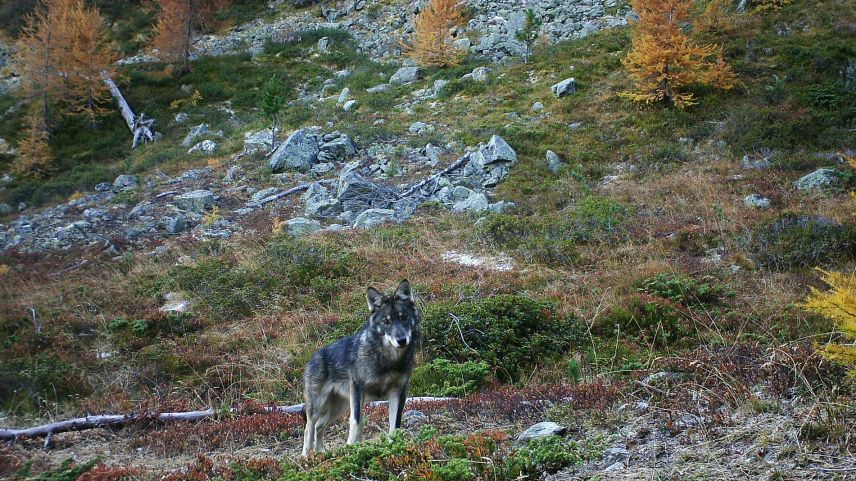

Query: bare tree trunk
[0,397,455,444]
[101,71,156,148]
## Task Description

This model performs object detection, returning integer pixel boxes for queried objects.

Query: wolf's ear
[395,279,413,303]
[366,287,384,313]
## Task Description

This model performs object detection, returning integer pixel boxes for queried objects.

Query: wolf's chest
[363,370,407,400]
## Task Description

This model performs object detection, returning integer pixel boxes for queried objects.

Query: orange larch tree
[621,0,737,108]
[64,0,119,125]
[151,0,229,73]
[13,111,55,179]
[407,0,466,67]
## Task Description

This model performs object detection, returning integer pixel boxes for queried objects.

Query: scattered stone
[174,112,189,124]
[546,150,563,173]
[343,99,358,111]
[517,422,567,442]
[160,215,188,234]
[794,167,840,191]
[353,208,396,228]
[744,194,771,209]
[452,191,489,213]
[112,174,138,191]
[452,38,471,50]
[174,190,215,214]
[367,83,390,93]
[337,87,350,105]
[532,101,544,112]
[551,77,576,97]
[251,187,280,203]
[159,292,193,314]
[471,66,491,82]
[244,130,275,152]
[408,121,433,135]
[269,128,320,172]
[181,124,222,147]
[603,447,630,465]
[285,217,322,236]
[317,36,330,53]
[390,66,420,84]
[741,154,771,170]
[188,139,217,154]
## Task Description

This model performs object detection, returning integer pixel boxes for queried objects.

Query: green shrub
[19,458,99,481]
[747,213,856,270]
[0,355,90,414]
[435,458,476,481]
[410,358,490,396]
[568,195,631,243]
[508,436,584,475]
[599,295,694,349]
[421,295,583,382]
[637,273,724,308]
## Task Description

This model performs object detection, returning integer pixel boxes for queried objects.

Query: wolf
[302,280,420,457]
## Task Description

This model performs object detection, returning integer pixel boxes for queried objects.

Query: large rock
[546,150,563,173]
[551,78,576,97]
[744,194,771,209]
[251,187,279,203]
[188,139,217,154]
[517,422,567,442]
[318,132,357,163]
[390,66,419,84]
[479,135,518,165]
[794,168,840,191]
[285,217,322,236]
[174,190,215,213]
[112,174,138,191]
[452,192,489,213]
[269,129,320,172]
[353,208,396,229]
[303,183,342,217]
[244,129,274,152]
[181,124,222,147]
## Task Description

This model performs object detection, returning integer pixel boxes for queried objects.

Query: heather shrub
[421,295,584,382]
[410,358,491,396]
[747,213,856,270]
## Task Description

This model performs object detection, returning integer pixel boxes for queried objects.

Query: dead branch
[0,397,455,443]
[396,153,471,199]
[102,71,156,148]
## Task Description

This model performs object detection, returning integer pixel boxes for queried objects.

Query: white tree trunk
[0,397,455,444]
[101,71,156,148]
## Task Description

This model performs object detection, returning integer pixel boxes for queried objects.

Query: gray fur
[302,280,420,456]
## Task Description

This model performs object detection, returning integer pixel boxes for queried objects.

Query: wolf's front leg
[388,385,408,434]
[347,382,365,445]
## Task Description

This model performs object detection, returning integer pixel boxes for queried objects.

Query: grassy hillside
[0,0,854,479]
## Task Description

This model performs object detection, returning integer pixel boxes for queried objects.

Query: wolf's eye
[383,316,391,325]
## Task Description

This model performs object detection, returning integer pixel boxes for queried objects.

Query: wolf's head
[366,280,419,349]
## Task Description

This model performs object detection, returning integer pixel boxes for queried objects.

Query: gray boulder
[343,99,358,111]
[181,124,222,147]
[269,129,320,172]
[188,139,217,154]
[471,66,491,82]
[794,168,840,191]
[174,190,215,214]
[480,135,518,165]
[367,84,390,93]
[317,37,330,53]
[741,154,771,170]
[517,422,567,442]
[112,174,138,191]
[452,192,489,213]
[318,133,357,163]
[285,217,322,236]
[744,194,771,209]
[244,130,275,152]
[251,187,280,203]
[337,87,350,105]
[392,197,421,220]
[161,215,188,234]
[546,150,563,173]
[303,183,342,217]
[353,208,396,229]
[390,66,420,84]
[551,78,576,97]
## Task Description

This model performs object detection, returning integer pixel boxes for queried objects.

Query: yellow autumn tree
[408,0,466,67]
[693,0,736,38]
[64,0,119,125]
[13,111,55,179]
[151,0,229,73]
[802,269,856,378]
[621,0,737,108]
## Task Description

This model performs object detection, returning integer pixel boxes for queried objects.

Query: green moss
[410,358,490,397]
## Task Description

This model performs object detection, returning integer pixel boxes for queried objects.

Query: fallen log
[0,397,454,443]
[102,71,156,148]
[248,179,336,207]
[396,153,471,200]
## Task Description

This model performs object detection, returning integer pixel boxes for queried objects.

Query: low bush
[637,272,725,308]
[421,295,583,382]
[508,435,586,475]
[0,355,90,414]
[599,294,695,349]
[410,358,490,396]
[747,213,856,270]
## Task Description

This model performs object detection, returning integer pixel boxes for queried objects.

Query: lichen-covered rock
[551,77,576,97]
[285,217,322,236]
[269,128,320,172]
[744,194,771,209]
[112,174,138,191]
[390,66,419,84]
[517,422,567,442]
[174,190,215,214]
[353,208,396,228]
[794,167,840,191]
